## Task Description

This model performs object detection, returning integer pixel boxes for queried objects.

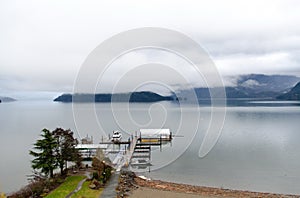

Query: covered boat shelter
[139,128,172,141]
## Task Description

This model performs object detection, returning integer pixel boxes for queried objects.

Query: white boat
[112,130,122,142]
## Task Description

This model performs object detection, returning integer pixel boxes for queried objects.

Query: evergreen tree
[29,129,58,178]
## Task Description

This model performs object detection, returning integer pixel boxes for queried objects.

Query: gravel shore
[130,187,217,198]
[117,170,299,198]
[130,176,299,198]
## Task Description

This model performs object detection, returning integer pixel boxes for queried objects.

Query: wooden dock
[76,134,170,171]
[128,137,168,171]
[110,136,165,171]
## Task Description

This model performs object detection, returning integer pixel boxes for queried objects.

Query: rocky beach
[117,170,299,198]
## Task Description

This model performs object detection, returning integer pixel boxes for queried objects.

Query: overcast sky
[0,0,300,99]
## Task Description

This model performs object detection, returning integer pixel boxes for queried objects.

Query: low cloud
[214,52,300,76]
[0,0,300,97]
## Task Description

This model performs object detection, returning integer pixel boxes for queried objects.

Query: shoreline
[118,171,300,198]
[134,177,299,197]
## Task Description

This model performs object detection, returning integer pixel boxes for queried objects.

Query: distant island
[54,91,176,103]
[277,82,300,100]
[0,96,16,102]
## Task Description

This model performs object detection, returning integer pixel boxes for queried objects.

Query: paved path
[65,171,91,198]
[97,137,138,197]
[99,172,120,198]
[66,178,87,198]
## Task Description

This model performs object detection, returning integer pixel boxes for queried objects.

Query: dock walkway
[115,136,138,171]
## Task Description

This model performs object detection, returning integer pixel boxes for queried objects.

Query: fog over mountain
[228,74,300,92]
[177,74,300,101]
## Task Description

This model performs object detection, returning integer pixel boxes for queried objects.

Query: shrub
[92,172,99,180]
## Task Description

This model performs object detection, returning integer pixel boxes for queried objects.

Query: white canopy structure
[139,128,172,140]
[75,144,108,150]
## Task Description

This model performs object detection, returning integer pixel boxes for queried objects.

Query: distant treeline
[54,91,176,103]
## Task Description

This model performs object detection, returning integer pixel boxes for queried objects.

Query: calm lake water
[1,101,300,195]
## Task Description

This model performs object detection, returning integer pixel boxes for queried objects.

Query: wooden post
[140,131,142,141]
[160,135,162,152]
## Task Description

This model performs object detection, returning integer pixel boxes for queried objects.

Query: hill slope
[277,82,300,100]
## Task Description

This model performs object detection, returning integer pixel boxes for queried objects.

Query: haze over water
[1,101,300,195]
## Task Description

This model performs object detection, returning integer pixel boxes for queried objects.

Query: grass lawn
[71,181,103,198]
[45,175,86,198]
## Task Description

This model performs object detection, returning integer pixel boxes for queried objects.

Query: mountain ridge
[178,74,300,100]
